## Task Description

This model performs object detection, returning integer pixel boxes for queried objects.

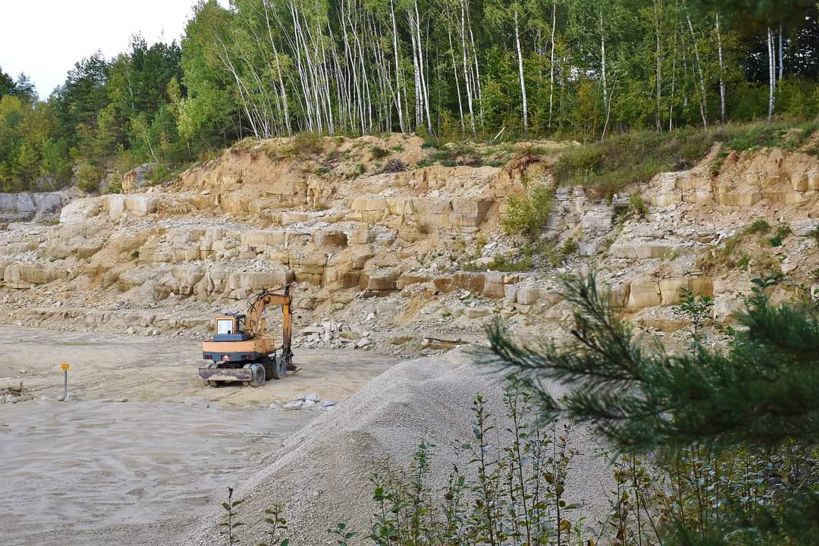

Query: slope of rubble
[1,134,818,355]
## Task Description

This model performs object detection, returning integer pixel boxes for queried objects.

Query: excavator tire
[270,354,287,380]
[249,363,266,387]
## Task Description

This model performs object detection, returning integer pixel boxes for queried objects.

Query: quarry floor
[0,327,399,545]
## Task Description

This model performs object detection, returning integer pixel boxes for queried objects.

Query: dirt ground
[0,327,398,545]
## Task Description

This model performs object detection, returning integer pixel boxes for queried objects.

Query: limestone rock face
[121,163,158,193]
[0,191,69,222]
[60,198,101,224]
[3,264,70,288]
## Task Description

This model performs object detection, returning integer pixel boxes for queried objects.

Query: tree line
[1,0,818,193]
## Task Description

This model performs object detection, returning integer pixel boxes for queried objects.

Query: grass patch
[552,129,713,198]
[552,122,818,198]
[486,254,534,272]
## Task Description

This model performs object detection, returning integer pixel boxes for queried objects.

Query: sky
[0,0,228,99]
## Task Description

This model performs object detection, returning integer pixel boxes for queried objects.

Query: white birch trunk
[768,26,776,123]
[716,13,726,124]
[686,14,707,129]
[389,0,405,132]
[514,6,528,132]
[548,0,556,130]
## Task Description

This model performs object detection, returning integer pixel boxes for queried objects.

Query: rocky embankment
[1,134,818,354]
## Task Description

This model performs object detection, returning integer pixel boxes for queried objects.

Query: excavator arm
[243,286,292,353]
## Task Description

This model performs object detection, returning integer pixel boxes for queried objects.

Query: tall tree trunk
[465,1,483,127]
[413,0,432,132]
[389,0,405,132]
[686,15,707,129]
[768,26,776,123]
[716,13,726,124]
[448,29,465,133]
[654,0,663,131]
[460,0,476,134]
[514,7,528,132]
[548,0,556,130]
[778,22,784,81]
[600,11,608,119]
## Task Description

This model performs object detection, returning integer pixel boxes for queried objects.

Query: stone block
[125,195,158,216]
[627,279,660,309]
[516,286,540,305]
[453,271,485,294]
[791,173,809,191]
[227,270,294,291]
[482,272,506,299]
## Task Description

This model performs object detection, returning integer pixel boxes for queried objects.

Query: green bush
[370,146,389,160]
[628,193,648,219]
[744,219,771,235]
[288,132,324,157]
[75,161,102,194]
[502,185,553,237]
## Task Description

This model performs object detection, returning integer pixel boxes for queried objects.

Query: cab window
[217,319,234,335]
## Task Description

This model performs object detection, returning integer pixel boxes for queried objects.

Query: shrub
[502,185,553,237]
[628,193,648,219]
[487,254,534,272]
[370,146,389,160]
[768,224,792,247]
[288,132,323,157]
[744,219,771,235]
[74,161,102,194]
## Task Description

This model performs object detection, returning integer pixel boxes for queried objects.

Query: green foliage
[486,254,534,272]
[553,130,719,198]
[258,503,289,546]
[74,161,102,194]
[484,271,819,544]
[628,193,648,220]
[366,391,581,545]
[768,225,792,247]
[676,287,714,343]
[370,146,390,160]
[288,132,324,157]
[744,219,772,235]
[219,486,244,545]
[502,185,553,237]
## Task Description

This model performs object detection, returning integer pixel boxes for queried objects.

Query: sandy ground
[0,327,398,545]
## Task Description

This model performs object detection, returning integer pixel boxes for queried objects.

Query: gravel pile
[183,349,613,546]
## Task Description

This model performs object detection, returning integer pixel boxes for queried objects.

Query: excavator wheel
[269,352,287,380]
[250,363,266,387]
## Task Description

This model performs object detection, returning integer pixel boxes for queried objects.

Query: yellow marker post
[60,362,70,401]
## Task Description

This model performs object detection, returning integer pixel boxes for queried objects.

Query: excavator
[198,285,296,387]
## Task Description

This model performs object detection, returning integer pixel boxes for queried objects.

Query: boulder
[59,197,102,223]
[516,286,540,305]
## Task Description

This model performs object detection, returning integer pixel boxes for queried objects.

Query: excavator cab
[213,315,250,341]
[199,286,294,387]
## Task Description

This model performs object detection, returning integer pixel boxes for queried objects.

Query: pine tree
[484,271,819,544]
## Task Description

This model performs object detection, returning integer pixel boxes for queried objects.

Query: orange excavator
[198,286,296,387]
